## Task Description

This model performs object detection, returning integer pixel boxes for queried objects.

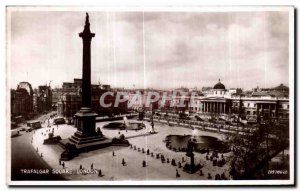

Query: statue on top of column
[83,12,91,33]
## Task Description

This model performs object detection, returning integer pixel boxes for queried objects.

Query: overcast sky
[8,10,290,90]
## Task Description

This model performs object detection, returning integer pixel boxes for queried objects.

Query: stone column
[79,16,95,108]
[275,102,278,118]
[208,102,210,113]
[214,102,216,113]
[220,103,222,113]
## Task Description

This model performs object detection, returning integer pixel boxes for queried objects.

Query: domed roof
[213,79,226,90]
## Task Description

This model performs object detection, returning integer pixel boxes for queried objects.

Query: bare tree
[228,121,289,179]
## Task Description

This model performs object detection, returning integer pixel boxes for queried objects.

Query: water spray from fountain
[123,116,129,128]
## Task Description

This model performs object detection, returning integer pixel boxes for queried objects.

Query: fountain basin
[165,134,230,153]
[103,122,145,131]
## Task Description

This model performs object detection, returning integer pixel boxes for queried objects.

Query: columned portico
[201,100,229,115]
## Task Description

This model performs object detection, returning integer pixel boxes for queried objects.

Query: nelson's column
[60,13,111,160]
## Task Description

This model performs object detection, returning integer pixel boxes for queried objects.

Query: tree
[228,128,265,179]
[228,121,289,180]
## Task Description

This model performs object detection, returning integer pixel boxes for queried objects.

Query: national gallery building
[159,80,289,122]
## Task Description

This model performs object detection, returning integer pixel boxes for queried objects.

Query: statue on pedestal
[183,138,202,173]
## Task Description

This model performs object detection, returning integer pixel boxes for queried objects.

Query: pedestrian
[171,159,176,166]
[80,164,82,169]
[98,170,102,177]
[199,170,204,176]
[122,158,125,166]
[208,173,212,179]
[221,172,226,180]
[91,163,93,169]
[36,147,38,152]
[112,151,115,156]
[176,169,180,178]
[142,160,146,167]
[62,162,65,168]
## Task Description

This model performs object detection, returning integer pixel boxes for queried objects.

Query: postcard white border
[6,6,295,186]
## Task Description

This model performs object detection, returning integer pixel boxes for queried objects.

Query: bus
[54,117,65,125]
[11,129,20,137]
[27,120,42,129]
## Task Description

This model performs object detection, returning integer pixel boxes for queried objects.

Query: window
[253,111,256,115]
[247,111,250,115]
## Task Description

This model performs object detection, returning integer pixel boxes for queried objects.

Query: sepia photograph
[6,6,294,186]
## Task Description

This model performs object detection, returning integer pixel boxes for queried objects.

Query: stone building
[194,80,289,122]
[57,79,127,118]
[34,85,52,113]
[11,82,34,119]
[147,79,290,123]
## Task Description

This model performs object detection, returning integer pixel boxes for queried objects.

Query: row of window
[234,102,289,109]
[214,91,225,95]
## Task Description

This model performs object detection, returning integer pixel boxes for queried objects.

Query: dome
[213,79,226,90]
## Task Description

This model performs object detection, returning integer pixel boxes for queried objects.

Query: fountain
[123,116,130,127]
[149,115,158,134]
[103,117,145,131]
[191,127,198,141]
[165,134,229,153]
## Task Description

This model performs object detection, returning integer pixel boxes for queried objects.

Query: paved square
[31,119,230,180]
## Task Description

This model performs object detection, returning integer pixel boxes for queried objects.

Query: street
[10,112,65,181]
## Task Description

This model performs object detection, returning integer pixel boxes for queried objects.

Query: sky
[8,10,290,90]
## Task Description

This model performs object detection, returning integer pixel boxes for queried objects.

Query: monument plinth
[60,13,112,161]
[183,139,202,173]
